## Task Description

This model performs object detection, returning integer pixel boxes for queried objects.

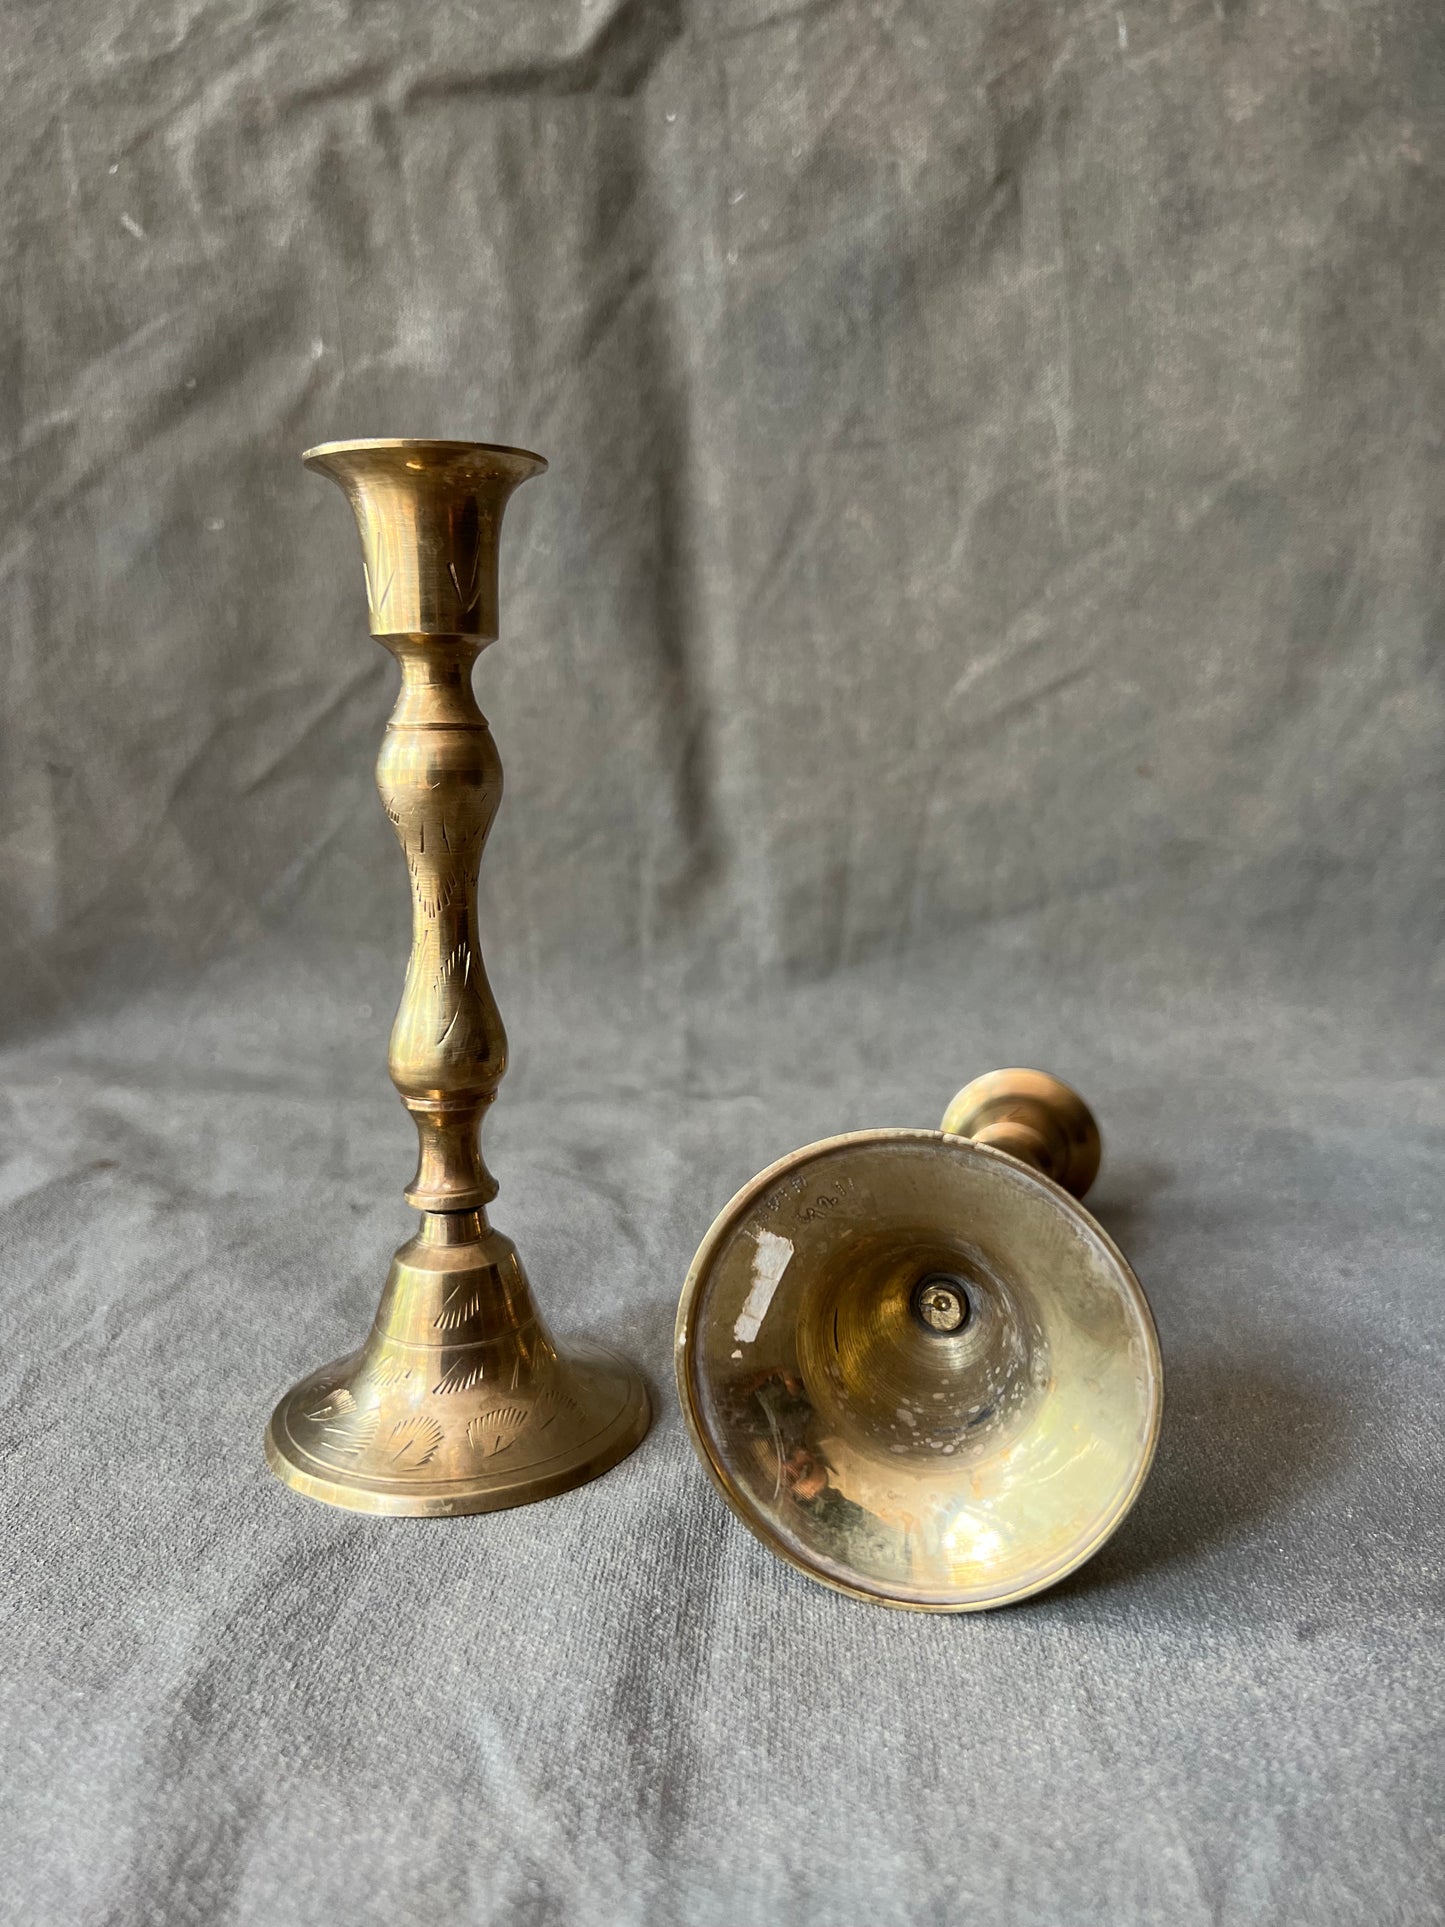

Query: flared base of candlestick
[265,1340,649,1516]
[264,1216,650,1516]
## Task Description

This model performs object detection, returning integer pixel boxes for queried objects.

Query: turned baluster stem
[377,634,506,1214]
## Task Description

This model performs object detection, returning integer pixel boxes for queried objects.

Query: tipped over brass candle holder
[265,439,650,1515]
[676,1070,1162,1609]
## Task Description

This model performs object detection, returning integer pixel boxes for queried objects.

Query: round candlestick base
[266,1341,650,1518]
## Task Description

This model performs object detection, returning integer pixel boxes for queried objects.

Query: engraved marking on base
[534,1386,586,1430]
[435,1279,489,1331]
[318,1408,381,1460]
[387,1415,445,1471]
[369,1357,417,1389]
[305,1386,355,1423]
[467,1405,529,1456]
[434,1356,489,1396]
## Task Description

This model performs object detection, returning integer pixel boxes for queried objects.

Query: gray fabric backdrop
[1,1,1441,1922]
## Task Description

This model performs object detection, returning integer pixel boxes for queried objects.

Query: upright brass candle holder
[265,439,650,1515]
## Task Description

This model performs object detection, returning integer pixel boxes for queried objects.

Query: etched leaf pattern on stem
[378,797,489,922]
[433,942,473,1050]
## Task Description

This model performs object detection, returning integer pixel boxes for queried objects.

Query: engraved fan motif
[467,1405,530,1457]
[304,1386,354,1423]
[434,1276,488,1332]
[313,1401,381,1462]
[532,1385,586,1432]
[387,1415,445,1472]
[433,1355,488,1396]
[376,796,471,920]
[432,942,473,1049]
[368,1354,417,1390]
[410,848,463,920]
[440,813,488,862]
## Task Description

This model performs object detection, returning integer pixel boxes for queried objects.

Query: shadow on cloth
[1040,1343,1346,1607]
[1038,1159,1348,1605]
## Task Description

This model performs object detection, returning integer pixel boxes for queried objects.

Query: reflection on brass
[675,1070,1162,1610]
[265,439,649,1516]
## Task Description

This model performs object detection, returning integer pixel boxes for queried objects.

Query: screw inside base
[914,1273,970,1335]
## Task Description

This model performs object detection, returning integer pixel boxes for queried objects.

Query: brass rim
[302,436,548,470]
[675,1128,1163,1612]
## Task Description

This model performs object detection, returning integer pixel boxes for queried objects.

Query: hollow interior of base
[689,1136,1158,1607]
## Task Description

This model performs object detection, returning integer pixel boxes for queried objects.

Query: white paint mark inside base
[733,1229,794,1345]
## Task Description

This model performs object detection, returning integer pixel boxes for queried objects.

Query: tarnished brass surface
[675,1072,1161,1610]
[265,440,649,1516]
[941,1068,1102,1201]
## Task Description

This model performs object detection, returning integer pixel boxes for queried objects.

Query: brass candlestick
[265,439,650,1515]
[676,1070,1161,1610]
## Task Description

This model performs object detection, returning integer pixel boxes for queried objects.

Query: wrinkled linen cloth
[2,0,1443,1918]
[2,932,1441,1925]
